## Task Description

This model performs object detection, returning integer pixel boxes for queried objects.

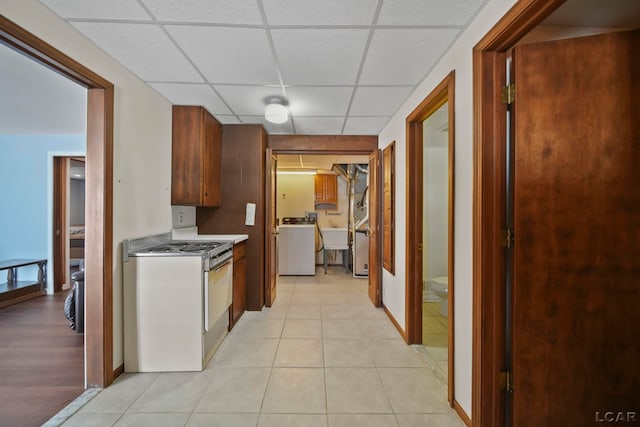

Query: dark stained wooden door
[512,30,640,426]
[368,149,382,306]
[53,157,67,292]
[265,149,277,307]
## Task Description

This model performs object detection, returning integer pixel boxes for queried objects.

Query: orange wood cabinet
[171,106,222,207]
[314,173,338,205]
[230,241,246,329]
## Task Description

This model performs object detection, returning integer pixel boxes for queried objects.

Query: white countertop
[172,227,248,244]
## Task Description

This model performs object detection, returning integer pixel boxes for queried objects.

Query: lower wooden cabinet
[230,241,247,329]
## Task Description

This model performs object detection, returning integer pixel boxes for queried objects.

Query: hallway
[60,267,463,426]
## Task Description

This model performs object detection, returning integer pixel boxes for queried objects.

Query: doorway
[53,157,86,293]
[1,16,114,389]
[274,154,374,287]
[421,101,451,385]
[264,136,381,312]
[405,71,455,405]
[472,1,640,425]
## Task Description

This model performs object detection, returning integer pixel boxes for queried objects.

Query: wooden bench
[0,259,47,308]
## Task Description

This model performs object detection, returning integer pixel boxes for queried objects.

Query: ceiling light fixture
[264,96,289,124]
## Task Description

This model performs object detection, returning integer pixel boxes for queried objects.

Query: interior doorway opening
[405,71,456,406]
[275,154,371,282]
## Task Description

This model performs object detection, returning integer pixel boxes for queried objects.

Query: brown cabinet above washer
[171,105,222,207]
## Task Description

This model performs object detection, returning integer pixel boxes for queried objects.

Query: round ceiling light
[264,96,289,124]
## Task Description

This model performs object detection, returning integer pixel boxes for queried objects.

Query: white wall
[377,0,519,415]
[1,0,174,370]
[276,173,315,220]
[276,173,349,229]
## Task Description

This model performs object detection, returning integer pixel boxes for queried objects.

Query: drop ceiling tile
[215,85,285,116]
[271,29,369,85]
[40,0,152,20]
[287,87,353,117]
[359,28,459,85]
[343,116,390,135]
[377,0,485,26]
[293,117,345,135]
[239,115,294,134]
[167,26,279,85]
[349,87,413,116]
[71,22,202,82]
[141,0,262,24]
[262,0,378,25]
[148,83,232,115]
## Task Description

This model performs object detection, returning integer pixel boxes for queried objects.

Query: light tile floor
[60,267,464,427]
[422,302,449,382]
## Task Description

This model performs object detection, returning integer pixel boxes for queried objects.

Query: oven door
[203,258,233,332]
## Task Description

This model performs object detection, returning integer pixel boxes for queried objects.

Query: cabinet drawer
[233,242,246,261]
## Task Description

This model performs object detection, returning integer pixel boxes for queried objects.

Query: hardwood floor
[0,292,84,427]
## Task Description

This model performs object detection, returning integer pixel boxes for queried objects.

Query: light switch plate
[245,203,256,226]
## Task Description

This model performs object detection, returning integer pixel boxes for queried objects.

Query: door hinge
[501,229,515,248]
[417,243,423,251]
[500,370,514,393]
[501,83,515,105]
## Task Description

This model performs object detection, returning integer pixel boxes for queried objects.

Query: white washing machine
[278,224,316,275]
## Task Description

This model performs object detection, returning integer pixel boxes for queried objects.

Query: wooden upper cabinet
[314,173,338,205]
[171,106,222,207]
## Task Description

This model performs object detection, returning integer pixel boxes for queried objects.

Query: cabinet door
[314,174,338,205]
[232,257,246,325]
[314,174,325,202]
[202,111,222,206]
[171,106,202,205]
[171,106,222,207]
[323,174,338,204]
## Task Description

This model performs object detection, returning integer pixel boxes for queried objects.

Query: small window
[383,141,395,274]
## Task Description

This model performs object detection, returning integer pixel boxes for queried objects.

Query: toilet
[430,276,448,317]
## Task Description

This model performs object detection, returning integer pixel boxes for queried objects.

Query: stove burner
[135,240,231,256]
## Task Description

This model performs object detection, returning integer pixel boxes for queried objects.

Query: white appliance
[353,229,369,277]
[278,222,316,275]
[123,234,233,372]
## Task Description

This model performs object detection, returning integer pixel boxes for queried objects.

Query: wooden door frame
[471,1,567,425]
[0,16,115,388]
[405,71,456,408]
[53,157,68,293]
[266,135,380,304]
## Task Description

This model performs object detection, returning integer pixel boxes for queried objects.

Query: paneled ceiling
[38,0,488,135]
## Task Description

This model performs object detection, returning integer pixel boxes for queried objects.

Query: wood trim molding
[268,134,377,152]
[113,364,124,381]
[471,1,566,426]
[405,70,456,406]
[405,72,455,343]
[383,304,407,341]
[453,400,472,427]
[1,16,115,388]
[382,141,395,274]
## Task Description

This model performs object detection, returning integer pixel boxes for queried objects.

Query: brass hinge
[501,229,515,248]
[499,370,514,393]
[501,83,515,105]
[418,243,423,251]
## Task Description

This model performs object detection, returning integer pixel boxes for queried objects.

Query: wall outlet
[178,211,184,224]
